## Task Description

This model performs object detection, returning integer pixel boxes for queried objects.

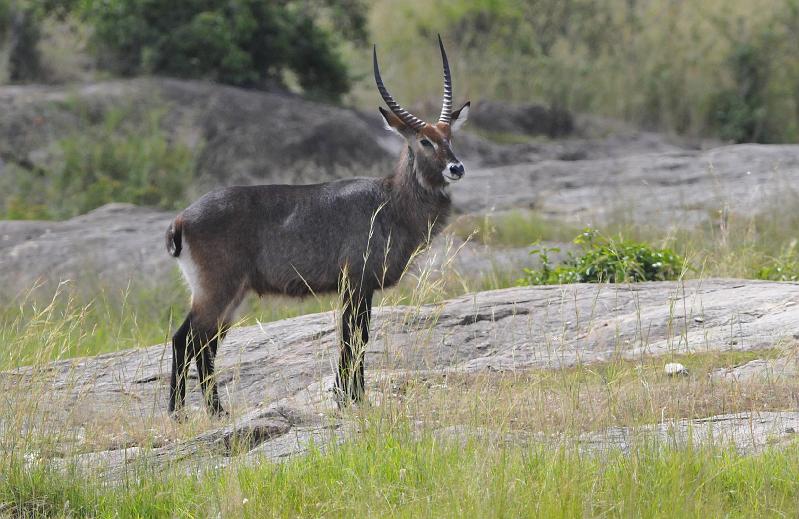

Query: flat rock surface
[712,355,799,383]
[0,203,174,297]
[453,144,799,226]
[438,412,799,455]
[4,279,799,475]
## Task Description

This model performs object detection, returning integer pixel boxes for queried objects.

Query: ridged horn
[437,34,453,125]
[373,45,426,131]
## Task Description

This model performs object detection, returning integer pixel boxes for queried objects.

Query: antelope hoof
[169,409,188,423]
[210,406,229,419]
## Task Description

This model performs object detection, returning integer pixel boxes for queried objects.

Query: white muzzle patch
[443,162,465,182]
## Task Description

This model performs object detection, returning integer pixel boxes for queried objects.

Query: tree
[81,0,364,99]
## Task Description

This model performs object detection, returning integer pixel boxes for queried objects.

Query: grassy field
[3,429,799,517]
[3,2,799,513]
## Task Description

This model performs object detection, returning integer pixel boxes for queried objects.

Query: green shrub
[0,1,44,82]
[708,39,772,143]
[519,229,684,285]
[80,0,362,99]
[756,240,799,281]
[0,106,196,219]
[55,109,195,216]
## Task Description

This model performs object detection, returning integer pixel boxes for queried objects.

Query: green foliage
[449,210,579,247]
[756,241,799,281]
[55,108,195,216]
[0,0,44,82]
[79,0,360,99]
[2,431,799,516]
[519,229,684,285]
[0,105,196,220]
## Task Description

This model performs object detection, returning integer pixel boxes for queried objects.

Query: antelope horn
[437,34,453,125]
[373,45,426,131]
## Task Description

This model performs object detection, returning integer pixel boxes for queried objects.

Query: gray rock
[470,100,574,138]
[0,203,174,297]
[711,356,799,383]
[452,144,799,227]
[0,79,393,189]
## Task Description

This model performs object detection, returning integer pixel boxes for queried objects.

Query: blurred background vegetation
[1,0,797,142]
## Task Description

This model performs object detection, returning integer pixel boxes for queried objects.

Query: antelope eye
[420,139,434,148]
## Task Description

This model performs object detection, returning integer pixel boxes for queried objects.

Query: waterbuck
[165,36,470,418]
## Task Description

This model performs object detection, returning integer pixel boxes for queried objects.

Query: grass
[2,413,799,517]
[349,0,799,143]
[449,210,579,247]
[392,349,796,435]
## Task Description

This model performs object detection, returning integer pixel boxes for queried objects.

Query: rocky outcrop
[453,144,799,225]
[0,203,174,297]
[4,279,799,476]
[0,79,698,181]
[0,79,393,188]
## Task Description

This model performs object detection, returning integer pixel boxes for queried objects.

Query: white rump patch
[176,240,203,303]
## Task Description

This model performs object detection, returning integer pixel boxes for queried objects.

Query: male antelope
[165,36,470,417]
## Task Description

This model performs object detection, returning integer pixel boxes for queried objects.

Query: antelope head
[374,35,470,190]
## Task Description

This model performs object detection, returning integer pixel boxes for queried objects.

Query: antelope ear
[379,107,415,138]
[451,101,470,132]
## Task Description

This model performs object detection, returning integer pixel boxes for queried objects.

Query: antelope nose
[449,163,465,179]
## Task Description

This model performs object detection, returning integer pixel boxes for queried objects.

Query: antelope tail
[166,216,183,258]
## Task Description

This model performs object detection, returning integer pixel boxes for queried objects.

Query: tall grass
[2,418,799,517]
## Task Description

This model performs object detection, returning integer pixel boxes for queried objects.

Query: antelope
[165,36,470,418]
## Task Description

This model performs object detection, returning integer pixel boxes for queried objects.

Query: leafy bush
[708,40,773,143]
[80,0,362,99]
[0,1,44,82]
[756,241,799,281]
[518,229,684,286]
[0,106,196,219]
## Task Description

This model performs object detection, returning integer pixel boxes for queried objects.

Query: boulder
[0,203,173,297]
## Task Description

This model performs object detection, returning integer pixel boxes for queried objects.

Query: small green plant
[756,240,799,281]
[519,229,685,285]
[0,105,197,219]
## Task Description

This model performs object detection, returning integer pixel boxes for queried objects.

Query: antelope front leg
[336,301,357,407]
[336,290,372,406]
